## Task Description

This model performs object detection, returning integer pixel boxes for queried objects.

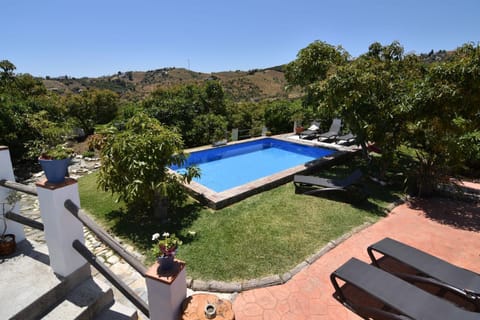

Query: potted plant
[0,192,20,256]
[38,144,74,184]
[0,222,15,257]
[295,126,304,135]
[152,232,182,272]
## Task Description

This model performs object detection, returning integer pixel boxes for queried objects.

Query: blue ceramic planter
[157,255,175,272]
[38,158,70,184]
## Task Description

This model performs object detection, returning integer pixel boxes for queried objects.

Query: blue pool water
[171,138,334,192]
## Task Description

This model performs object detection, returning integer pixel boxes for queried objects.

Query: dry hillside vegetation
[43,66,301,102]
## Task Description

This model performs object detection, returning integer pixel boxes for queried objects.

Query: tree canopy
[0,60,121,165]
[286,40,480,194]
[0,60,69,162]
[65,89,119,135]
[141,81,228,147]
[406,43,480,192]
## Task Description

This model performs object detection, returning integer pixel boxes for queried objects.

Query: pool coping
[179,135,359,209]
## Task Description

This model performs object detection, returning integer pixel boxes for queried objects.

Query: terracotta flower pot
[295,127,304,134]
[0,234,16,256]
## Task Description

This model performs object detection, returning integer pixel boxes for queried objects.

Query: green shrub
[39,144,73,160]
[82,150,95,158]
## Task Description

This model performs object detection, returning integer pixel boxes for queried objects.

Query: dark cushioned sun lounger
[367,237,480,309]
[299,121,321,139]
[331,258,480,320]
[317,118,342,141]
[299,129,318,139]
[335,132,356,143]
[294,169,363,195]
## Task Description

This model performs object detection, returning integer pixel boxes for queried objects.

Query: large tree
[406,43,480,194]
[286,40,480,194]
[97,113,199,218]
[187,113,228,145]
[286,41,424,170]
[263,99,304,134]
[142,81,228,147]
[0,60,68,162]
[65,88,119,135]
[321,42,423,167]
[285,40,349,109]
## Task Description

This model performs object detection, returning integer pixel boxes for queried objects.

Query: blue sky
[3,0,479,77]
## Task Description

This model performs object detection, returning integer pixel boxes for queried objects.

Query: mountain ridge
[42,65,298,102]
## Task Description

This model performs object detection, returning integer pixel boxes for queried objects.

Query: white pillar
[36,178,86,277]
[0,146,25,243]
[231,128,239,141]
[261,126,268,136]
[145,260,187,320]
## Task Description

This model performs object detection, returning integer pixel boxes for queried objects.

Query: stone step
[94,301,138,320]
[1,240,90,320]
[1,239,137,320]
[42,277,113,320]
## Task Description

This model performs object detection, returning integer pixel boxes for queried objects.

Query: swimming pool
[172,138,335,193]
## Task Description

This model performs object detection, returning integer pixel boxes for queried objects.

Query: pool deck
[181,135,358,209]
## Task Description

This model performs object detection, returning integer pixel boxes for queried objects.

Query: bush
[97,113,200,218]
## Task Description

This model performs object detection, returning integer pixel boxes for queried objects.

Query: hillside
[41,50,452,102]
[42,66,300,102]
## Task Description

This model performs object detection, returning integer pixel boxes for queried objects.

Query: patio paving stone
[233,196,480,319]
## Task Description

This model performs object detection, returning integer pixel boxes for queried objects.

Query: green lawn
[78,160,403,281]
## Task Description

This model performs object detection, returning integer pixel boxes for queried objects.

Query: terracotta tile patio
[233,197,480,319]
